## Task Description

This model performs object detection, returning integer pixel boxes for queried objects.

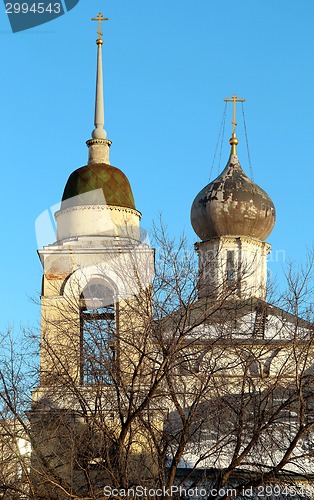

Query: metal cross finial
[91,13,109,40]
[224,94,245,134]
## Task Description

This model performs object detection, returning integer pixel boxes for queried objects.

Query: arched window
[80,281,116,385]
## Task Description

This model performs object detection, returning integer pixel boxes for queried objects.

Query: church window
[80,282,116,385]
[227,250,235,285]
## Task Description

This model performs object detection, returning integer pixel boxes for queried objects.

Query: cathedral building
[28,14,314,500]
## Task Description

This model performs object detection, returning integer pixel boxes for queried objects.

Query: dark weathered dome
[61,163,136,210]
[191,153,275,241]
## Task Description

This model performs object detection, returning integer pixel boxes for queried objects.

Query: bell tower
[30,15,154,497]
[34,14,154,388]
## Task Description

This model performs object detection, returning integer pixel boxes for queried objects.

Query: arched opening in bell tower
[80,279,117,385]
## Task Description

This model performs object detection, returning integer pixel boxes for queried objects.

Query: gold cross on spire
[92,13,109,41]
[224,94,245,155]
[224,94,245,134]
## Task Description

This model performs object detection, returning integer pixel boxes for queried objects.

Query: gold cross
[91,13,109,39]
[224,94,245,133]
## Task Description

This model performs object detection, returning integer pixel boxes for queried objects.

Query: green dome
[61,163,136,210]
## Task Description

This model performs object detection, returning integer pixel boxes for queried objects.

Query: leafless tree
[0,228,314,499]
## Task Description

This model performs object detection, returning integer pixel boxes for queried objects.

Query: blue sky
[1,0,314,333]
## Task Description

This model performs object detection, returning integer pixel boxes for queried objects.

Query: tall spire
[91,13,108,139]
[224,94,245,155]
[87,13,112,165]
